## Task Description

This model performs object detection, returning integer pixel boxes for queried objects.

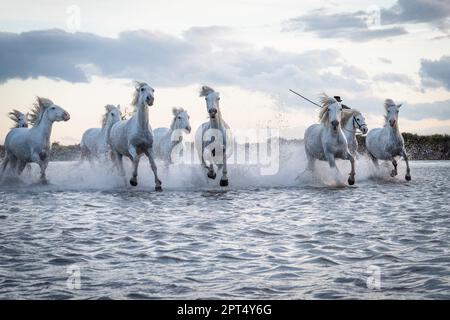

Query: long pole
[289,89,321,108]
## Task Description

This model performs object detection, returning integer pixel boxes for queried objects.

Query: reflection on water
[0,160,449,299]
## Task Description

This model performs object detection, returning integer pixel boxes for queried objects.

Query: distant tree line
[1,133,449,161]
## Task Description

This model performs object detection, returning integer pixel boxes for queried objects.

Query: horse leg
[347,152,356,185]
[402,149,411,181]
[391,159,398,177]
[145,148,162,192]
[0,154,10,180]
[37,159,49,184]
[201,147,215,180]
[114,152,127,186]
[220,147,228,187]
[17,161,27,176]
[128,147,140,187]
[369,152,379,168]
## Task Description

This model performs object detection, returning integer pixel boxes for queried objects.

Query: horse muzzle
[331,120,339,130]
[146,97,154,106]
[185,126,192,134]
[63,112,70,121]
[389,119,396,127]
[361,126,368,134]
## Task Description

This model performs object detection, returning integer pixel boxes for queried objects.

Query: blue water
[0,160,449,299]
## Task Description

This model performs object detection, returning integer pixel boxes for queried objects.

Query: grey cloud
[284,10,407,42]
[379,57,392,64]
[285,0,450,42]
[381,0,450,26]
[0,28,370,97]
[420,55,450,90]
[373,73,416,86]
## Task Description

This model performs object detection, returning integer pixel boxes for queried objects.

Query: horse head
[133,81,155,107]
[320,94,343,131]
[103,104,122,128]
[172,107,191,133]
[350,111,368,134]
[200,86,220,120]
[384,99,402,128]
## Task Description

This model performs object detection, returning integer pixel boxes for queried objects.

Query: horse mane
[199,85,215,97]
[8,109,26,128]
[341,109,361,128]
[318,93,337,124]
[28,97,53,126]
[131,81,148,108]
[101,104,117,128]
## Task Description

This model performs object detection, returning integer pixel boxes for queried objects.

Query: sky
[0,0,449,144]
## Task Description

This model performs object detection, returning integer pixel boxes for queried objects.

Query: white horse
[366,99,411,181]
[109,81,162,191]
[153,107,191,165]
[195,86,233,187]
[80,104,122,162]
[303,94,356,185]
[0,97,70,183]
[341,109,368,155]
[8,109,28,128]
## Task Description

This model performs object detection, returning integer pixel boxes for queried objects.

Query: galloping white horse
[8,110,28,128]
[303,94,356,185]
[80,104,122,162]
[109,81,162,191]
[153,107,191,165]
[366,99,411,181]
[340,109,368,155]
[0,97,70,183]
[195,86,233,187]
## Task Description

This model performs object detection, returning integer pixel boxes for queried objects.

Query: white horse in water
[153,107,191,165]
[80,105,122,162]
[0,97,70,183]
[303,94,356,185]
[366,99,411,181]
[8,110,28,128]
[341,109,368,155]
[109,81,162,191]
[195,86,233,187]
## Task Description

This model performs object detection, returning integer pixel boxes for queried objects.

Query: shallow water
[0,156,449,299]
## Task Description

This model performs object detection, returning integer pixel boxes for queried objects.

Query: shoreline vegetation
[0,133,449,161]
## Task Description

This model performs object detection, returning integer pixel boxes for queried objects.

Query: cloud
[283,10,407,42]
[0,28,370,97]
[381,0,450,26]
[378,57,392,64]
[373,72,415,86]
[402,99,450,121]
[284,0,450,42]
[420,55,450,90]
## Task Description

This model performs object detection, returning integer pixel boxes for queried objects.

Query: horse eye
[141,88,145,92]
[178,116,181,119]
[51,107,56,110]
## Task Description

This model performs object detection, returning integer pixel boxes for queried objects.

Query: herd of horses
[0,81,411,190]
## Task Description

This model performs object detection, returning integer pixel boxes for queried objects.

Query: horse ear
[172,107,178,116]
[397,104,402,108]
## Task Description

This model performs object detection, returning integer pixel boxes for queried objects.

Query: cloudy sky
[1,0,449,143]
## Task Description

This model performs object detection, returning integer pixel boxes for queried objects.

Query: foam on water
[0,142,410,191]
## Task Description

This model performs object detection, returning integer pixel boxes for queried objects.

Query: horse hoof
[220,179,229,187]
[390,170,396,177]
[155,186,163,192]
[40,179,48,185]
[207,172,216,180]
[348,177,355,185]
[405,175,411,181]
[130,179,138,187]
